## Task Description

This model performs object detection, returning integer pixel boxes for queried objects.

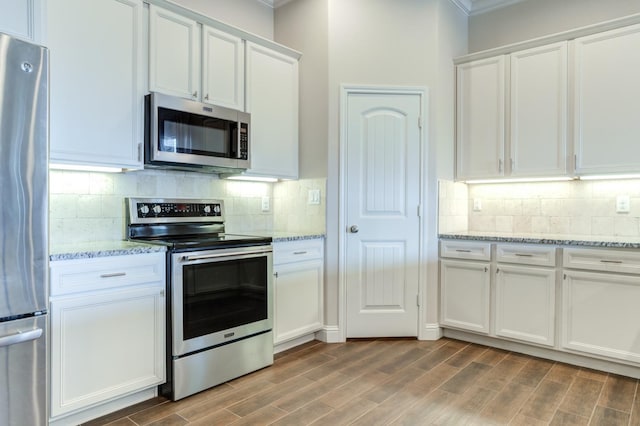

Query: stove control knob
[139,205,149,215]
[152,205,162,214]
[214,205,221,214]
[203,205,211,214]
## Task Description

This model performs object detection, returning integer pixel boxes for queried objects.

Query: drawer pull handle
[600,260,623,264]
[100,272,127,278]
[293,251,308,255]
[455,249,472,253]
[514,253,533,257]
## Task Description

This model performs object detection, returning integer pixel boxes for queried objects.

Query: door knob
[349,225,359,233]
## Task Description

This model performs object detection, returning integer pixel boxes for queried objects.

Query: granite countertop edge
[439,233,640,249]
[269,233,326,243]
[49,233,326,261]
[50,241,167,261]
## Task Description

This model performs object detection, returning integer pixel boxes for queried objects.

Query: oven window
[182,256,267,339]
[158,107,233,158]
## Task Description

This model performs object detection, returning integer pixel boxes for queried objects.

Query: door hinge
[417,204,421,217]
[416,294,420,307]
[138,142,143,162]
[418,116,422,129]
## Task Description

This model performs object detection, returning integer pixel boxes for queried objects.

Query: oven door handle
[181,248,272,262]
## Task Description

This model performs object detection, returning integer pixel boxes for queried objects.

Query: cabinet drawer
[273,238,324,264]
[496,244,556,267]
[440,240,491,261]
[50,252,166,297]
[563,247,640,274]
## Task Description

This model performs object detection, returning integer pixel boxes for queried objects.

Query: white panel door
[574,24,640,175]
[345,91,422,337]
[510,42,568,177]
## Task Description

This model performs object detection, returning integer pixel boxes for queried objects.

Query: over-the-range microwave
[144,92,250,173]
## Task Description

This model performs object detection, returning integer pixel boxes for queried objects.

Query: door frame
[338,84,430,341]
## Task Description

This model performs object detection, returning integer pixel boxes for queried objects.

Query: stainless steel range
[126,198,273,400]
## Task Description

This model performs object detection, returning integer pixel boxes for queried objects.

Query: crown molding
[449,0,473,15]
[469,0,528,16]
[265,0,523,14]
[261,0,296,8]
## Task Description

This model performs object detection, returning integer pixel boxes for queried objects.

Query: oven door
[171,245,273,357]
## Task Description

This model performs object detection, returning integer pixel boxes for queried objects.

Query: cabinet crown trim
[145,0,302,59]
[455,13,640,64]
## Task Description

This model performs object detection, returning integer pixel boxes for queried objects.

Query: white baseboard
[315,325,343,343]
[420,323,443,341]
[274,334,316,354]
[49,388,156,426]
[444,329,640,379]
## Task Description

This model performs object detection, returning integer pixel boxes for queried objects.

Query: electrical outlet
[308,189,321,205]
[616,195,630,213]
[473,199,482,212]
[261,196,270,212]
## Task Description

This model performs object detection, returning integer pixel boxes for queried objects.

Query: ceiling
[263,0,528,16]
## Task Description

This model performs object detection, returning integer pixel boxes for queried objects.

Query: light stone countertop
[50,240,166,261]
[49,232,325,261]
[439,232,640,249]
[268,232,325,242]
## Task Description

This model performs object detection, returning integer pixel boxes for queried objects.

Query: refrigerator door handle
[0,328,43,348]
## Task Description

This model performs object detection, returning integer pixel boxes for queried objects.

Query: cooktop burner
[125,197,271,251]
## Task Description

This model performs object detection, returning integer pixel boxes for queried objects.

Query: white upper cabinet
[148,7,245,111]
[48,0,144,170]
[456,42,569,181]
[245,42,299,179]
[0,0,43,42]
[573,24,640,176]
[202,26,244,110]
[148,5,200,100]
[510,42,568,178]
[456,56,506,180]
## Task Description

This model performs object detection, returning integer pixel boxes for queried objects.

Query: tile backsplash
[439,179,640,237]
[49,169,326,245]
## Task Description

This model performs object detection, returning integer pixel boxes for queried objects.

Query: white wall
[171,0,274,39]
[272,0,467,330]
[275,0,329,179]
[469,0,640,52]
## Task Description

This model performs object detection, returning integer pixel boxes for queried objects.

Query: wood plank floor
[85,338,640,426]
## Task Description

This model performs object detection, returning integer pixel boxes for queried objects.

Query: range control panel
[127,198,224,224]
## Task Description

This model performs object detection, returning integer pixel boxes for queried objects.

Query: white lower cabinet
[495,264,556,347]
[440,259,491,334]
[440,241,492,334]
[440,240,640,374]
[562,248,640,364]
[49,252,166,423]
[273,239,324,345]
[494,244,556,347]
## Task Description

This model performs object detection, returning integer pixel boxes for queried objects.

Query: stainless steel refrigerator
[0,32,49,426]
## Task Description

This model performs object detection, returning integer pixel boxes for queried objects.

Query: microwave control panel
[239,123,248,160]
